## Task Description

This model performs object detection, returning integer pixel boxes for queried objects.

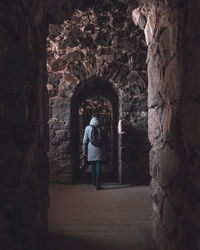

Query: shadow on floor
[47,232,156,250]
[100,183,132,190]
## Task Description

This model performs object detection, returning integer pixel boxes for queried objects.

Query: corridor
[48,183,156,250]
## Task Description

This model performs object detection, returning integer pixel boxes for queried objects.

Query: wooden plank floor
[47,183,156,250]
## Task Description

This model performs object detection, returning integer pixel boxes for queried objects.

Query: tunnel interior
[1,1,200,250]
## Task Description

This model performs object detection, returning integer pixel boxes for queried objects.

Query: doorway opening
[79,96,115,181]
[70,78,119,183]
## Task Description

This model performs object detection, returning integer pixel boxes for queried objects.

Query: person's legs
[96,161,101,177]
[95,161,102,189]
[91,161,96,185]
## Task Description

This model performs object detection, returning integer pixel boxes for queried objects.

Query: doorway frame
[70,77,119,182]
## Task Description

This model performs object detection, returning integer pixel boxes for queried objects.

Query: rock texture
[47,2,149,184]
[133,1,200,250]
[1,1,200,250]
[0,1,49,250]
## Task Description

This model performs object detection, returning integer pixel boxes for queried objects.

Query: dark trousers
[91,161,101,177]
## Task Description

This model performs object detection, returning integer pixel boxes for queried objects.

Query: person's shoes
[96,185,103,190]
[96,177,103,190]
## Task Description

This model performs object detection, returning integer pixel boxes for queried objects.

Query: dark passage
[1,1,200,250]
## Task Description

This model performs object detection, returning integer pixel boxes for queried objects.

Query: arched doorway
[79,97,114,180]
[71,77,119,182]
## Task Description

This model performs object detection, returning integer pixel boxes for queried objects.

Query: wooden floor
[47,182,156,250]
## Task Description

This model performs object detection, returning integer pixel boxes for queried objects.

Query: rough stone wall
[1,1,200,250]
[0,1,49,250]
[134,1,200,249]
[0,0,94,248]
[47,1,149,184]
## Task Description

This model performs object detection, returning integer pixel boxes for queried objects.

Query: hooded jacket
[82,117,105,162]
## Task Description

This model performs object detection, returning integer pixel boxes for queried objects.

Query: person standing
[82,111,105,190]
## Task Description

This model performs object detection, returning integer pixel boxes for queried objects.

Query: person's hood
[90,117,100,127]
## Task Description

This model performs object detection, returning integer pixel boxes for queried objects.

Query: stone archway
[70,78,119,182]
[47,5,149,185]
[79,97,114,178]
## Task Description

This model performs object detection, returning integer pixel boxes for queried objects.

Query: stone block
[162,197,177,238]
[118,39,136,51]
[67,51,85,63]
[52,98,70,121]
[127,71,146,87]
[162,105,173,142]
[50,158,67,171]
[152,213,164,246]
[52,59,66,72]
[148,108,163,148]
[49,128,55,140]
[47,84,55,97]
[69,64,88,82]
[113,64,129,82]
[80,36,96,49]
[56,141,71,154]
[149,149,160,180]
[48,144,57,159]
[160,145,180,187]
[150,178,165,216]
[58,82,74,98]
[150,145,180,187]
[95,31,112,46]
[158,26,175,63]
[48,117,59,129]
[134,50,147,70]
[63,73,78,85]
[148,59,163,107]
[65,30,81,47]
[51,129,68,145]
[85,24,95,31]
[48,73,62,87]
[113,16,127,28]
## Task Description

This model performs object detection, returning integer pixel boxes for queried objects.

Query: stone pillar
[48,97,73,183]
[139,1,200,249]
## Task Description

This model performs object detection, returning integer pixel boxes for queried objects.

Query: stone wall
[47,1,149,184]
[0,1,49,250]
[0,0,82,248]
[2,1,200,250]
[134,0,200,249]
